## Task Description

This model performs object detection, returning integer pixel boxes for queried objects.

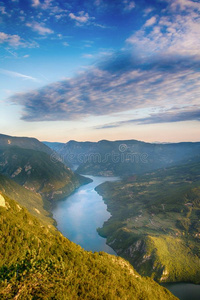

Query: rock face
[0,194,5,207]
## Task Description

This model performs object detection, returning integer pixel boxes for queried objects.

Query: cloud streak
[0,69,39,82]
[26,22,54,35]
[69,11,91,24]
[96,108,200,129]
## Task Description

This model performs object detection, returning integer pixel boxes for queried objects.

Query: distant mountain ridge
[44,139,200,176]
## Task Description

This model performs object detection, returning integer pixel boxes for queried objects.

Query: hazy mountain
[45,139,200,176]
[43,141,65,153]
[96,160,200,283]
[0,193,177,299]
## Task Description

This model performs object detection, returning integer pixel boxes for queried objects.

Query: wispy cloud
[9,51,200,122]
[144,16,157,27]
[0,68,39,82]
[126,0,200,57]
[82,54,94,58]
[69,11,92,24]
[4,0,200,125]
[63,42,69,47]
[96,108,200,129]
[32,0,40,7]
[0,32,37,48]
[0,32,23,47]
[26,22,54,35]
[123,1,135,12]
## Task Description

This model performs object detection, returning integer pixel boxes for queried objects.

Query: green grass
[0,146,90,204]
[0,173,53,225]
[96,161,200,283]
[0,194,177,300]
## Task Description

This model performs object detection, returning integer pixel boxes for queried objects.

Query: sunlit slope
[0,194,177,300]
[0,173,53,225]
[96,161,200,283]
[0,146,86,202]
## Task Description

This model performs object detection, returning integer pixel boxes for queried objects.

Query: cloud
[0,32,21,46]
[6,0,200,123]
[69,11,91,24]
[9,50,200,122]
[123,1,135,11]
[32,0,40,7]
[136,109,200,124]
[26,22,54,35]
[144,16,157,27]
[96,108,200,129]
[126,0,200,57]
[170,0,200,11]
[0,32,36,48]
[0,5,8,15]
[82,54,94,58]
[0,68,39,81]
[63,42,69,47]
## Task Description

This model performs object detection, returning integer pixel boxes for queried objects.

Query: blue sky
[0,0,200,142]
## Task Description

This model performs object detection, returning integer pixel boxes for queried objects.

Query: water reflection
[52,176,119,254]
[162,283,200,300]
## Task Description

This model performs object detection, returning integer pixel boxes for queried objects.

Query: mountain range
[45,139,200,176]
[0,133,177,299]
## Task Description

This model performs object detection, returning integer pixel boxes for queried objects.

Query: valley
[2,1,200,298]
[95,161,200,284]
[52,175,118,254]
[0,133,199,299]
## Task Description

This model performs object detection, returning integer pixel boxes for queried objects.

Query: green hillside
[0,146,90,203]
[0,173,53,225]
[0,194,177,300]
[96,161,200,283]
[0,134,52,154]
[0,134,91,205]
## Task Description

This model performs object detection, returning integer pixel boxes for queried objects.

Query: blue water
[52,175,118,254]
[162,283,200,300]
[52,175,200,299]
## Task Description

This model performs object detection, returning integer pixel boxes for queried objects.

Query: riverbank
[52,175,119,254]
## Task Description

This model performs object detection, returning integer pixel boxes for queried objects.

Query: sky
[0,0,200,143]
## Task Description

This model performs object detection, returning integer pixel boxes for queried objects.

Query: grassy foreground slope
[0,194,177,300]
[96,161,200,283]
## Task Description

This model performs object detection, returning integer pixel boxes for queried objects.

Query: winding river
[52,175,200,300]
[52,175,118,254]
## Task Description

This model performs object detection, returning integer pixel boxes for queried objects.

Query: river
[162,283,200,300]
[52,175,200,300]
[52,175,118,254]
